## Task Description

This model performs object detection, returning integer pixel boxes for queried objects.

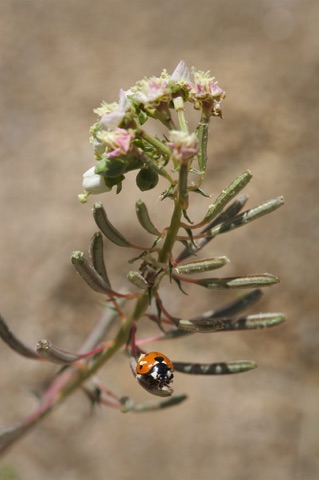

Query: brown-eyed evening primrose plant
[0,60,285,453]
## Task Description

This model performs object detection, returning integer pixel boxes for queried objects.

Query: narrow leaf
[203,194,249,232]
[201,170,253,226]
[89,232,111,287]
[210,289,263,318]
[0,314,39,359]
[71,251,114,294]
[176,194,248,262]
[93,203,132,247]
[182,209,193,224]
[121,394,187,412]
[175,312,285,333]
[127,271,148,289]
[176,317,225,332]
[174,360,257,374]
[217,312,286,330]
[195,273,280,289]
[207,196,285,237]
[190,186,210,197]
[135,199,161,235]
[184,228,196,247]
[162,328,193,339]
[196,110,209,172]
[174,256,229,275]
[36,339,79,364]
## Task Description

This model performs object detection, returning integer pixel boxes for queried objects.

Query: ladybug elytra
[136,351,174,386]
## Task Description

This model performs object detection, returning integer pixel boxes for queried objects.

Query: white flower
[167,130,199,161]
[170,60,191,83]
[82,167,111,194]
[100,89,134,130]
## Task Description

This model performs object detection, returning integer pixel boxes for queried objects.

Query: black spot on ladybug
[154,356,164,362]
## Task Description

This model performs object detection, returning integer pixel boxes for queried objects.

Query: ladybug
[136,351,174,386]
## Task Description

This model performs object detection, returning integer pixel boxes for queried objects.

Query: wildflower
[130,74,172,106]
[167,130,199,163]
[170,60,191,84]
[129,61,191,108]
[189,67,226,115]
[82,166,111,194]
[96,128,135,158]
[99,89,136,130]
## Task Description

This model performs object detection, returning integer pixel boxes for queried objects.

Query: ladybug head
[149,362,174,384]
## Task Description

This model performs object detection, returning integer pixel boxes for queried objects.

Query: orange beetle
[136,351,174,385]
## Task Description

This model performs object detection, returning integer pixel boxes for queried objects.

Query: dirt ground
[0,0,318,479]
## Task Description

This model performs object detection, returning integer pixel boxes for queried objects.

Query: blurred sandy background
[0,0,318,479]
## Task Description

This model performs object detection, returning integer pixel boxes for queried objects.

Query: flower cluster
[80,60,225,202]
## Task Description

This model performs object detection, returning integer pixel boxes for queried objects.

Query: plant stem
[139,129,172,157]
[60,290,150,398]
[158,199,182,263]
[196,108,210,174]
[173,97,189,133]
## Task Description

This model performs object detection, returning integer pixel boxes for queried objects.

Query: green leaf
[71,251,114,294]
[135,200,161,235]
[174,256,230,275]
[176,317,225,332]
[207,196,285,237]
[204,289,263,318]
[36,339,79,364]
[195,274,280,289]
[173,360,257,375]
[0,314,39,359]
[93,203,132,247]
[127,271,148,289]
[138,109,148,125]
[121,394,187,412]
[89,232,111,287]
[175,311,285,333]
[176,195,248,263]
[201,170,253,225]
[217,312,286,330]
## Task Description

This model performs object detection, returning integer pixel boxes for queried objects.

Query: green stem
[158,199,183,263]
[142,154,176,185]
[0,291,152,454]
[173,97,189,133]
[60,290,150,398]
[197,108,211,174]
[139,129,171,158]
[179,162,189,210]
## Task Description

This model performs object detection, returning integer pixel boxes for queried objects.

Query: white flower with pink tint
[82,166,111,194]
[97,128,135,158]
[99,90,135,130]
